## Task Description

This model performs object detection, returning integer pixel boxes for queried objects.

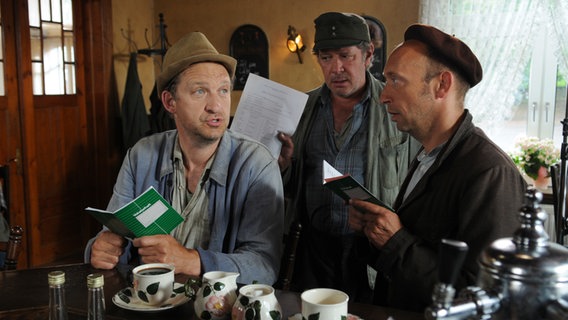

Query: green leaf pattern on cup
[213,281,225,291]
[173,285,185,295]
[147,282,160,294]
[136,281,162,303]
[239,296,281,320]
[302,313,319,320]
[200,310,212,319]
[138,290,149,303]
[200,281,225,299]
[118,287,133,304]
[203,285,212,297]
[269,310,282,320]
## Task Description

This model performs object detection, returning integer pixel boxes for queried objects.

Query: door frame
[2,0,121,268]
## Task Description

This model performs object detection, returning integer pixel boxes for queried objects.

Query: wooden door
[0,0,119,268]
[0,0,28,267]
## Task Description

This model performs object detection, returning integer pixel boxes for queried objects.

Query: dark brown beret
[313,12,370,51]
[404,24,482,87]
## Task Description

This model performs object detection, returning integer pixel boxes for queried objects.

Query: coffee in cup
[132,263,175,306]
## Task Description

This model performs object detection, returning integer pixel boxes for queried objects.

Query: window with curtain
[419,0,568,152]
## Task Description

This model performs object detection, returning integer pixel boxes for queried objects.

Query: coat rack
[137,13,170,58]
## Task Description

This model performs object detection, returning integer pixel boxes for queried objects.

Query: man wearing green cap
[278,12,416,300]
[85,32,284,285]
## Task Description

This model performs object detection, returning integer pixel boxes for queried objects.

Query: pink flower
[205,295,230,317]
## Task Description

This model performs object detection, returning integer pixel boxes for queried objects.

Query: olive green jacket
[283,73,418,229]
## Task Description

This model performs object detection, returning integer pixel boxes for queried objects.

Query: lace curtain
[419,0,568,136]
[548,0,568,77]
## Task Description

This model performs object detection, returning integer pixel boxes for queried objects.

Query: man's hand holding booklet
[85,186,184,239]
[322,160,395,212]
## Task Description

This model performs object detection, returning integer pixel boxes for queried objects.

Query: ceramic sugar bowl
[232,284,282,320]
[185,271,240,320]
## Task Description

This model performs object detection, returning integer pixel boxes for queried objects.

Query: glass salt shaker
[87,273,106,320]
[48,270,69,320]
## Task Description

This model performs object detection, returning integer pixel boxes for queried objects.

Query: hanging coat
[121,52,150,151]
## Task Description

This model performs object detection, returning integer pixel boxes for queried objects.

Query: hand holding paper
[230,73,308,158]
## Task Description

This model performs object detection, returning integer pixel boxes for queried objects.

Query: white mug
[301,288,349,320]
[132,263,175,306]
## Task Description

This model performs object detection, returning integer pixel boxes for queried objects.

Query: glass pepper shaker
[48,270,69,320]
[87,273,105,320]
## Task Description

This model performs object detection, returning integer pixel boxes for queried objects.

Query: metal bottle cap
[87,273,104,288]
[48,271,66,286]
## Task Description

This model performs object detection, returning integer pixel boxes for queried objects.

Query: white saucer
[112,282,190,312]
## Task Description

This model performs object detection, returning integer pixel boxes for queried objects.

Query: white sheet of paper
[230,73,308,158]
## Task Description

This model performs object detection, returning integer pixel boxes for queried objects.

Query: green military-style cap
[313,12,371,52]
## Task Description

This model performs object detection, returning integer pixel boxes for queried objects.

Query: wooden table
[0,263,424,319]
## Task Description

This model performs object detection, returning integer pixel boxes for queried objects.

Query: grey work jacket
[283,73,417,229]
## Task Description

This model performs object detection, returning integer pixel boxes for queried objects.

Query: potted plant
[510,136,560,190]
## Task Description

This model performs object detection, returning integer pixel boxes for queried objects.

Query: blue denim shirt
[85,129,285,285]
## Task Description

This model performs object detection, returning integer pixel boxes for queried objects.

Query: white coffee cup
[132,263,175,306]
[301,288,349,320]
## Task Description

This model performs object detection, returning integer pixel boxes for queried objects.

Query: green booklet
[85,186,184,239]
[322,160,395,212]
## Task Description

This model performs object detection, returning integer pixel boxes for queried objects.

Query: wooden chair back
[0,225,24,270]
[274,220,302,291]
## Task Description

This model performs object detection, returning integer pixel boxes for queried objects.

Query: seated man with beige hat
[85,32,285,285]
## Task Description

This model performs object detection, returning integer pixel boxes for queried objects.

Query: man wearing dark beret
[278,12,417,301]
[348,24,527,311]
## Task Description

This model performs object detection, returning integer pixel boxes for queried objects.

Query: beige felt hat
[156,32,237,94]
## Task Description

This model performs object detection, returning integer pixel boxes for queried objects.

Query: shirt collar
[173,134,217,187]
[417,141,446,162]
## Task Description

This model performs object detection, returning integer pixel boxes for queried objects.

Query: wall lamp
[287,25,306,64]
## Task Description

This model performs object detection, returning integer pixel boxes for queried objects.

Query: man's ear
[435,71,452,99]
[161,91,175,114]
[364,43,375,67]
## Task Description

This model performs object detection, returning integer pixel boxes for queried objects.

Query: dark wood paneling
[0,0,28,268]
[0,0,121,268]
[81,0,123,242]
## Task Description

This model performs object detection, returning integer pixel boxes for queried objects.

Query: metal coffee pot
[425,188,568,320]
